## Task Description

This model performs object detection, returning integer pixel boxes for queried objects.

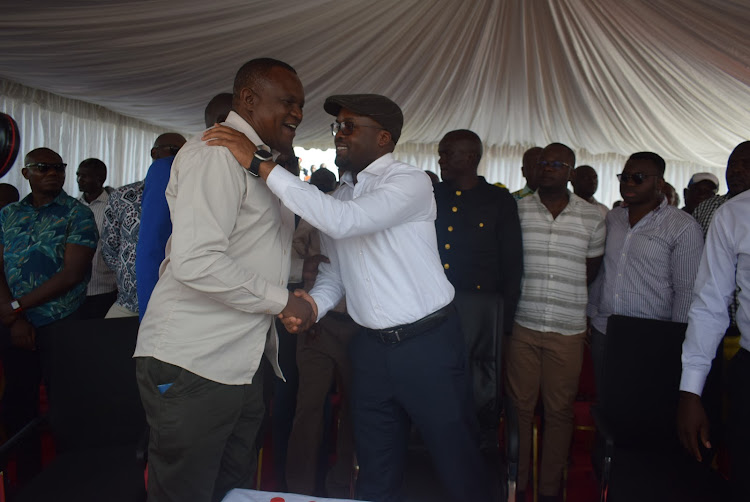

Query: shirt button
[455,190,462,196]
[444,263,450,269]
[444,244,450,249]
[452,206,458,212]
[448,226,453,232]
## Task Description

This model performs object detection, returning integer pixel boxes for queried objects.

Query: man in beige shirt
[133,58,313,502]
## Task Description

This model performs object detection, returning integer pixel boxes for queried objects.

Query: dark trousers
[349,310,491,502]
[77,290,118,320]
[286,312,358,497]
[0,313,77,483]
[728,347,750,502]
[271,319,298,491]
[135,357,265,502]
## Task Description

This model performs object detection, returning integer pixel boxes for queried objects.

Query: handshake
[279,289,318,333]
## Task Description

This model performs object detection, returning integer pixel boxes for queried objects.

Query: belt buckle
[380,328,402,344]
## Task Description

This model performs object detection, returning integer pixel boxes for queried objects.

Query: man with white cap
[682,172,719,215]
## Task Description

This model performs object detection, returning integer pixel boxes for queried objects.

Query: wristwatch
[247,149,273,177]
[10,299,22,313]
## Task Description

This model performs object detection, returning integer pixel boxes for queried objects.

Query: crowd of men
[0,56,748,502]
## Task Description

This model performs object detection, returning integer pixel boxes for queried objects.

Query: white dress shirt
[79,190,117,295]
[680,190,750,396]
[266,153,454,329]
[134,111,293,385]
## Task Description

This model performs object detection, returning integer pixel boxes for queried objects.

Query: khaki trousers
[505,322,584,496]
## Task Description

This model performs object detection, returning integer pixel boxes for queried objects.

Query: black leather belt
[364,303,454,344]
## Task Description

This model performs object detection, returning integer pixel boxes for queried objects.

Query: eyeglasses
[538,160,572,171]
[24,162,67,173]
[331,121,385,137]
[617,173,659,184]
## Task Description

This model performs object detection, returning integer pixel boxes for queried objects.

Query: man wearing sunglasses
[588,152,703,399]
[0,147,98,481]
[203,94,492,502]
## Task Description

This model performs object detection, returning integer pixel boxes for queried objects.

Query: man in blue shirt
[0,147,98,481]
[135,132,186,318]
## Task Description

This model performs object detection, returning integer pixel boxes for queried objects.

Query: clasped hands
[280,289,318,333]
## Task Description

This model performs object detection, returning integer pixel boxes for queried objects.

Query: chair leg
[255,447,263,490]
[533,421,538,502]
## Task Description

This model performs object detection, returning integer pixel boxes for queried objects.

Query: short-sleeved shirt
[514,191,606,335]
[0,190,98,326]
[102,181,144,313]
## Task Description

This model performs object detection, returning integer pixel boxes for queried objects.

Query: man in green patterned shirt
[0,147,97,482]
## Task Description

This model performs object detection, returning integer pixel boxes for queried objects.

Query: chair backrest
[599,315,686,446]
[48,316,145,452]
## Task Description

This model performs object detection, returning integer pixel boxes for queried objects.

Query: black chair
[0,316,147,502]
[591,315,727,502]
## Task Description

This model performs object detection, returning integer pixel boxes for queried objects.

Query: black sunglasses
[25,162,67,173]
[538,160,572,171]
[331,121,385,137]
[617,173,659,184]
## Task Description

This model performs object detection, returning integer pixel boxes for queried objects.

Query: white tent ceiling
[1,0,749,167]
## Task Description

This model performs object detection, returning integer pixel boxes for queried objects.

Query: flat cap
[324,94,403,144]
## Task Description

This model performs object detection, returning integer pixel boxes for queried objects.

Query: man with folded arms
[134,58,313,502]
[204,94,491,502]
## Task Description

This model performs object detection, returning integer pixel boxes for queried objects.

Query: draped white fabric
[0,0,747,204]
[0,80,167,196]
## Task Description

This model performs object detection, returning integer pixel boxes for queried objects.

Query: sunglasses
[25,162,67,173]
[538,160,572,171]
[331,121,385,137]
[617,173,659,184]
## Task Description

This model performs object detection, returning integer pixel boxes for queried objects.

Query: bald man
[511,146,543,200]
[135,132,186,317]
[0,183,19,209]
[572,165,608,219]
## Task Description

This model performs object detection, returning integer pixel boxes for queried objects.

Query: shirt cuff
[679,367,709,396]
[310,292,333,323]
[262,284,290,316]
[266,163,297,194]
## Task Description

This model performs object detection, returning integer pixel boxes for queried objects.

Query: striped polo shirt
[515,190,606,335]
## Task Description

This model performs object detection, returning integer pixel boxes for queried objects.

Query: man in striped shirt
[587,152,704,399]
[507,143,606,502]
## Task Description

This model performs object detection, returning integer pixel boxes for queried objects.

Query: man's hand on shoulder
[202,124,277,180]
[279,289,318,333]
[677,390,711,462]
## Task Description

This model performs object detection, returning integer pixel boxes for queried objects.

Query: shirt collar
[21,189,69,208]
[79,189,108,205]
[223,111,280,160]
[339,153,395,188]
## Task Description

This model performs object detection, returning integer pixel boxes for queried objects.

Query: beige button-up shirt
[134,112,294,385]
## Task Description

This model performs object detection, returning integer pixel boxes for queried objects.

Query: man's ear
[656,177,666,193]
[377,130,392,148]
[21,167,29,180]
[240,87,255,109]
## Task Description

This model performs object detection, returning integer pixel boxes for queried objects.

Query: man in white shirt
[133,58,313,502]
[76,158,117,318]
[203,94,491,502]
[678,189,750,502]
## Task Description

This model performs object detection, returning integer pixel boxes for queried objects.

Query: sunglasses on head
[25,162,67,173]
[617,173,659,184]
[330,120,385,137]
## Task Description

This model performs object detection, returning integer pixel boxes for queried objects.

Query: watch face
[255,150,273,161]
